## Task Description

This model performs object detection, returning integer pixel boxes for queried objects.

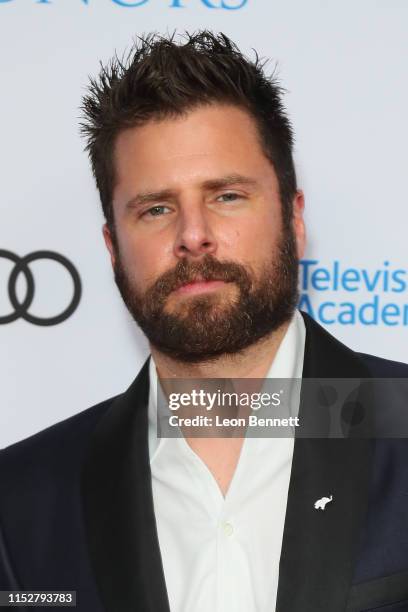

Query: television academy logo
[299,259,408,327]
[0,0,248,8]
[0,250,81,326]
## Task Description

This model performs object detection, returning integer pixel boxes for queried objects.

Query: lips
[174,278,227,295]
[184,277,217,286]
[176,276,220,289]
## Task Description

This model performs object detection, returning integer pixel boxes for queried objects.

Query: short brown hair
[80,30,297,243]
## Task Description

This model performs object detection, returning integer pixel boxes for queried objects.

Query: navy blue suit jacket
[1,312,408,611]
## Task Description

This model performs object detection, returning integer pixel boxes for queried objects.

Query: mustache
[149,254,252,298]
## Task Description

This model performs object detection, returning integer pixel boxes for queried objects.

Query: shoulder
[357,352,408,377]
[300,310,408,377]
[0,395,119,498]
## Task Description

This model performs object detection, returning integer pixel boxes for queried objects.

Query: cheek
[255,211,283,251]
[225,214,282,276]
[224,214,281,260]
[118,232,173,288]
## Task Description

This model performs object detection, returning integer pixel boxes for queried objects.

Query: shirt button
[222,522,234,537]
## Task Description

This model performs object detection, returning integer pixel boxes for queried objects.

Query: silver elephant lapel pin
[314,494,333,510]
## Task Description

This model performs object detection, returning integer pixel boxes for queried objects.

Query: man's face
[103,104,305,362]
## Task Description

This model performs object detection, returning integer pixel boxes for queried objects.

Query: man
[1,31,408,612]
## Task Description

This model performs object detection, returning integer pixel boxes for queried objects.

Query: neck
[149,318,291,381]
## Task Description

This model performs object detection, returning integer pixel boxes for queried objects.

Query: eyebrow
[124,174,258,210]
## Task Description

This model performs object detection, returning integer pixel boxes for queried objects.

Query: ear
[292,190,306,260]
[102,223,116,268]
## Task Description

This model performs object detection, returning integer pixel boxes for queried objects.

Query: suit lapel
[276,313,375,612]
[81,312,374,612]
[81,357,171,612]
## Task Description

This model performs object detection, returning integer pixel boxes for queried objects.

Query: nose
[173,204,217,259]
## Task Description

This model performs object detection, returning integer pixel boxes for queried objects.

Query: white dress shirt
[147,310,306,612]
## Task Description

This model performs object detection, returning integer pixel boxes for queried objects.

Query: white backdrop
[1,0,407,448]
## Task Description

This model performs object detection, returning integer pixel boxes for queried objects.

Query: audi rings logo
[0,250,81,326]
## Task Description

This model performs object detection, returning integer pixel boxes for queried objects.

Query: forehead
[113,104,277,193]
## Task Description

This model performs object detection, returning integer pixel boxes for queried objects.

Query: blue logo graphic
[0,0,248,8]
[298,260,408,326]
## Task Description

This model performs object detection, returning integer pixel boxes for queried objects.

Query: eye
[216,192,242,203]
[142,205,171,218]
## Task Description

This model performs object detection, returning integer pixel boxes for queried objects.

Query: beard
[113,225,299,364]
